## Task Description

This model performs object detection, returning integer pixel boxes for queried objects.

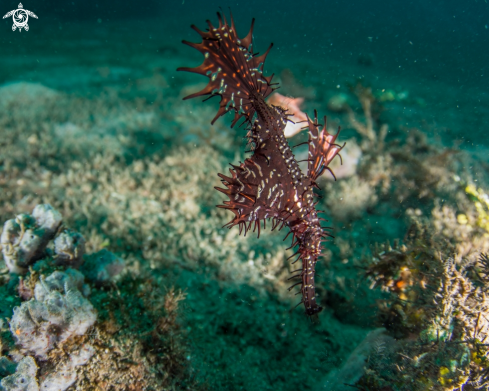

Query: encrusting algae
[459,184,489,237]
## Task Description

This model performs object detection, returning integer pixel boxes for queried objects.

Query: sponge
[81,249,124,285]
[53,229,86,268]
[1,205,62,274]
[9,270,96,358]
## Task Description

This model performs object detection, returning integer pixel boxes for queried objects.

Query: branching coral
[359,225,489,390]
[332,81,457,205]
[364,237,439,338]
[407,192,489,264]
[346,83,388,151]
[362,255,489,390]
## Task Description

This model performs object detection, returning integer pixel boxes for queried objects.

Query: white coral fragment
[9,271,96,358]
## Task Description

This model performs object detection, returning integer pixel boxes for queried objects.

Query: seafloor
[0,14,488,391]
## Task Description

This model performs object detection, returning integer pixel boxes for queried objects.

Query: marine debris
[178,12,343,316]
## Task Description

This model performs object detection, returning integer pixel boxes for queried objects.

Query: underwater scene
[0,0,488,390]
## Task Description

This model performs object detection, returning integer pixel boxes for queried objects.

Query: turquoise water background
[0,1,488,390]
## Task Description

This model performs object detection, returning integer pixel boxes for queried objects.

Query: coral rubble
[0,204,192,390]
[1,204,62,274]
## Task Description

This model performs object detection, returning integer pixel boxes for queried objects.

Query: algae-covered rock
[53,229,86,268]
[39,344,94,391]
[0,356,39,391]
[9,270,96,358]
[31,205,62,238]
[1,205,62,274]
[81,249,124,285]
[33,269,86,302]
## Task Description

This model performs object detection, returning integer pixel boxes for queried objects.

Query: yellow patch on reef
[439,366,450,376]
[457,214,468,225]
[472,351,482,365]
[437,366,454,386]
[438,376,453,386]
[464,184,489,234]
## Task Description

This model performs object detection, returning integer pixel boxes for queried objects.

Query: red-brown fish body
[178,13,342,316]
[247,92,324,315]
